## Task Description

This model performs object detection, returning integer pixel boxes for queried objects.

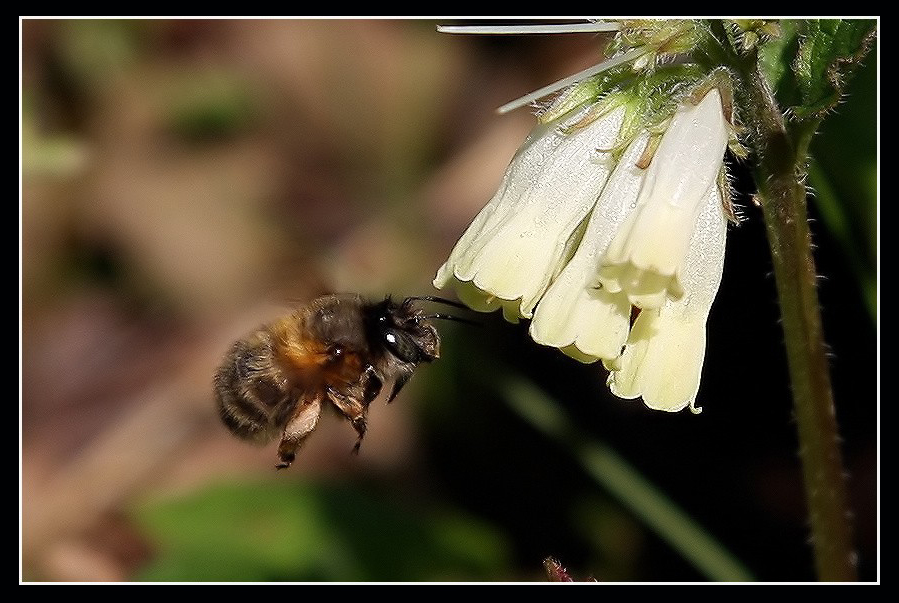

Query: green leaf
[131,480,509,582]
[790,19,876,119]
[758,20,801,105]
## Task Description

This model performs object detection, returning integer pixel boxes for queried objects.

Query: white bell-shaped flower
[597,88,729,309]
[434,105,626,321]
[529,131,651,362]
[604,178,727,412]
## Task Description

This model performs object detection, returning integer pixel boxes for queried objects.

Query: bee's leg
[327,386,368,454]
[276,395,323,469]
[386,371,412,404]
[350,418,367,455]
[362,365,383,409]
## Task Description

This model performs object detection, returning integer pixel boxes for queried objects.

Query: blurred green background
[20,19,877,582]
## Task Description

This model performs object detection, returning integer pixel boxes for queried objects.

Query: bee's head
[366,295,471,364]
[363,297,435,364]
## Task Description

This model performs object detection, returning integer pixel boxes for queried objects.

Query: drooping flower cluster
[434,83,733,412]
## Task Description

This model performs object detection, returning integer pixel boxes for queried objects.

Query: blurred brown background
[21,18,607,582]
[21,19,876,582]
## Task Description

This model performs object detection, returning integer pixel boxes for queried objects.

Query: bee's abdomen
[214,336,293,442]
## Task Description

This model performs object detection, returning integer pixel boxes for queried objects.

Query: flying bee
[214,294,469,469]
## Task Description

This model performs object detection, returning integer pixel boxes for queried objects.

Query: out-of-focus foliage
[132,480,509,582]
[165,70,258,142]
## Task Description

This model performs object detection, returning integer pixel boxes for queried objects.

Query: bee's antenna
[404,295,480,326]
[422,312,481,327]
[405,295,470,310]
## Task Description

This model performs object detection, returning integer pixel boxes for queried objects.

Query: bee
[214,294,468,469]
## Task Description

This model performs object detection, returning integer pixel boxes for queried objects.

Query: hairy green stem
[743,57,857,581]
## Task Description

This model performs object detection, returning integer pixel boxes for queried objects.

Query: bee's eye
[383,328,419,363]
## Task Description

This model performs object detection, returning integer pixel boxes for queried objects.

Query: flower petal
[530,132,651,361]
[605,178,727,412]
[435,105,626,319]
[605,308,706,411]
[597,88,729,309]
